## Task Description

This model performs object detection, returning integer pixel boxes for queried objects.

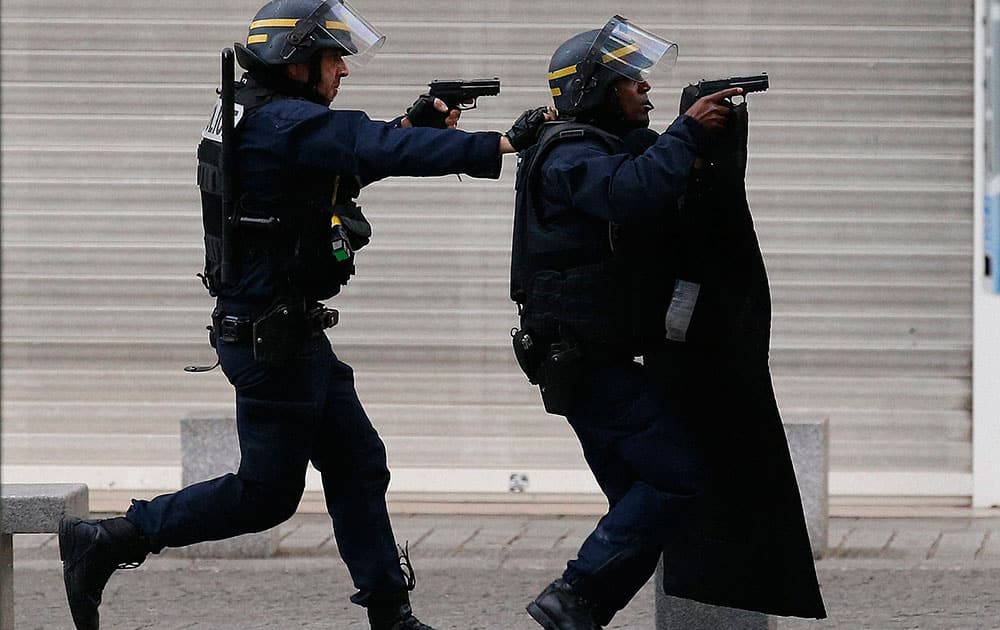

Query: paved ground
[11,513,1000,629]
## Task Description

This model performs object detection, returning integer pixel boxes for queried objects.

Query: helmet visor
[321,0,385,65]
[590,16,677,82]
[253,0,385,65]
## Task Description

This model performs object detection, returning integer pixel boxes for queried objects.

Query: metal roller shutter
[1,0,974,506]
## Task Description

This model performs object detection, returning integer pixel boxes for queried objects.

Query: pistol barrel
[700,73,769,95]
[728,74,769,93]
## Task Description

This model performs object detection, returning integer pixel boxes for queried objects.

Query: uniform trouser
[126,332,408,606]
[557,359,705,625]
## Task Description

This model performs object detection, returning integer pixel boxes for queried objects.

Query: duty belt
[211,303,339,346]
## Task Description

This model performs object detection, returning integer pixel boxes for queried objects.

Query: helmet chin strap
[570,17,619,110]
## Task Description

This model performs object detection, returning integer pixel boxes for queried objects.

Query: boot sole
[526,602,560,630]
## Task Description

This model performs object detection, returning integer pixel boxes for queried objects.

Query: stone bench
[180,414,280,558]
[655,417,829,629]
[1,483,90,630]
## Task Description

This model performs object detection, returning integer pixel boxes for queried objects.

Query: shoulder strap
[510,122,625,304]
[522,122,625,228]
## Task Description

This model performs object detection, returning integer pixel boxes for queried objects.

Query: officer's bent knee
[242,479,304,529]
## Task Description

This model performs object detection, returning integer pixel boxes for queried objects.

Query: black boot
[367,591,436,630]
[59,516,149,630]
[527,579,602,630]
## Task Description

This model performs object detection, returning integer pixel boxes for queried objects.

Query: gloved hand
[404,94,450,128]
[505,106,552,152]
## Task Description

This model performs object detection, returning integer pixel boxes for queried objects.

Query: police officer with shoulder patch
[510,16,826,629]
[56,2,550,629]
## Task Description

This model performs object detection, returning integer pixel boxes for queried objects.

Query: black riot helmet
[548,15,677,118]
[234,0,385,73]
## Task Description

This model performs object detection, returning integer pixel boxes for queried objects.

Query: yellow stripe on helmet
[550,87,562,97]
[247,34,268,44]
[249,18,350,31]
[250,18,298,29]
[601,43,640,64]
[548,64,577,81]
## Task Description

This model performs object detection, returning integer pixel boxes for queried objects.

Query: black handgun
[692,73,769,98]
[680,73,768,113]
[428,78,501,111]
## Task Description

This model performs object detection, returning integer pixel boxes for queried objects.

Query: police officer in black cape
[510,16,826,629]
[56,1,550,629]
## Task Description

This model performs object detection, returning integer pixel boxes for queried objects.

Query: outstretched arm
[401,96,555,154]
[542,119,701,224]
[541,89,742,223]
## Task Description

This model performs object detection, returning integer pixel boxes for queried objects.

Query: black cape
[645,104,827,619]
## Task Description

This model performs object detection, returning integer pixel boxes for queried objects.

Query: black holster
[511,327,548,384]
[251,301,306,366]
[537,338,585,416]
[511,326,584,415]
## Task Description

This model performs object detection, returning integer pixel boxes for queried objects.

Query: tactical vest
[196,78,370,301]
[510,122,646,352]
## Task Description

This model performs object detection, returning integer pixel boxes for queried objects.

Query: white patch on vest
[665,279,700,342]
[201,98,245,142]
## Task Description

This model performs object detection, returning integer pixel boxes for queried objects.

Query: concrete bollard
[783,417,829,559]
[656,588,777,630]
[180,415,280,558]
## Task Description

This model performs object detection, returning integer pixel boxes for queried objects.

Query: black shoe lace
[398,542,416,591]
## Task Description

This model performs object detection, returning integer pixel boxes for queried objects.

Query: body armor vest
[510,122,646,351]
[196,77,370,301]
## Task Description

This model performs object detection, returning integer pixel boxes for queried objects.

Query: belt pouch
[252,302,304,366]
[537,341,584,416]
[512,328,548,384]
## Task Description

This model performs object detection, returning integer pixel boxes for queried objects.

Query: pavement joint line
[278,527,297,544]
[881,530,898,555]
[456,526,482,552]
[551,530,571,550]
[832,526,853,552]
[926,531,944,560]
[505,523,529,547]
[974,529,991,560]
[497,548,512,569]
[407,528,434,550]
[316,533,336,549]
